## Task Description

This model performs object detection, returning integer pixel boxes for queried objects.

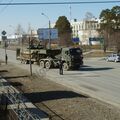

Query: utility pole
[29,30,32,76]
[41,13,51,49]
[48,20,51,49]
[5,41,7,64]
[69,5,72,23]
[69,5,73,46]
[1,30,7,64]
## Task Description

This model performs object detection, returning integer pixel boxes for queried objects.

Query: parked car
[106,53,120,62]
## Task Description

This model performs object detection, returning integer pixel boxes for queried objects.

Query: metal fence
[0,86,42,120]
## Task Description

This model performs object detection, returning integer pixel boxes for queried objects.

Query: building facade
[71,19,100,45]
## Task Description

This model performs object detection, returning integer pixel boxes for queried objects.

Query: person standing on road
[59,59,63,75]
[6,54,8,64]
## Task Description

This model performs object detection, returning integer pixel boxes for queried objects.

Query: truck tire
[25,60,29,64]
[106,58,109,62]
[23,60,26,64]
[40,61,44,68]
[115,59,117,62]
[63,62,69,71]
[21,60,23,63]
[45,61,51,69]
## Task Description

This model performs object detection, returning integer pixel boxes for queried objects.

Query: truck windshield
[69,48,82,55]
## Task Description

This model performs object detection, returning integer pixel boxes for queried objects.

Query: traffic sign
[2,36,7,41]
[1,30,7,35]
[72,37,80,43]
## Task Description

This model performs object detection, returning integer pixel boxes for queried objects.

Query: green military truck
[61,47,83,70]
[16,46,83,70]
[39,47,83,70]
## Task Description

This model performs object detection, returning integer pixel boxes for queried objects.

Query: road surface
[0,48,120,108]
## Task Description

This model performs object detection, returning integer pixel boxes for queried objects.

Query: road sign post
[1,30,7,64]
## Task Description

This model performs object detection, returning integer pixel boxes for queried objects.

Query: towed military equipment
[16,46,83,70]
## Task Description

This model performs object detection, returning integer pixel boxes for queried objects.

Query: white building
[71,18,100,45]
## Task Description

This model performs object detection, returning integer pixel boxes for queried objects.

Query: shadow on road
[24,91,89,103]
[3,75,28,79]
[1,81,23,87]
[0,70,8,73]
[66,65,113,72]
[9,82,23,87]
[80,66,114,71]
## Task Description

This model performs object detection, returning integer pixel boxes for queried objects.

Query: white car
[106,53,120,62]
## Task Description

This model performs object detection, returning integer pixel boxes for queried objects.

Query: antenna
[69,5,72,23]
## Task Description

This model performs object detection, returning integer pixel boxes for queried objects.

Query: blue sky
[0,0,119,35]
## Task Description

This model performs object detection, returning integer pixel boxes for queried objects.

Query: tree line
[99,5,120,52]
[12,5,120,52]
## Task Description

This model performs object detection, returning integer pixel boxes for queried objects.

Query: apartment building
[71,18,100,45]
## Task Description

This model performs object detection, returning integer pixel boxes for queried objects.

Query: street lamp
[41,13,51,49]
[29,30,33,76]
[1,30,8,64]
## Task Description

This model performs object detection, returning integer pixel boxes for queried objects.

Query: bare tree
[16,24,25,35]
[84,12,95,21]
[27,23,32,35]
[15,24,25,45]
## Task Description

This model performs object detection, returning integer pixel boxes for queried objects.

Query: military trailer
[20,49,37,64]
[16,45,43,64]
[16,49,35,64]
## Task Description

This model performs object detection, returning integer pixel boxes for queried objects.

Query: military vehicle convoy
[16,45,83,70]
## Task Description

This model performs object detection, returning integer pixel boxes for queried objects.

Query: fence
[0,80,49,120]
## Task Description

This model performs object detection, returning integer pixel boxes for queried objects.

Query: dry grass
[83,50,113,58]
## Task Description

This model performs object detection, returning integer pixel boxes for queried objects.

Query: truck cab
[61,47,83,70]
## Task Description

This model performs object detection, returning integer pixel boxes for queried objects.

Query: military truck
[39,47,83,70]
[61,47,83,70]
[17,46,83,70]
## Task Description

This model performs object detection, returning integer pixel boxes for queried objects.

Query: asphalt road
[0,48,120,108]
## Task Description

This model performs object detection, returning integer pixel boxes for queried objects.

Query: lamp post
[1,30,7,64]
[41,13,51,49]
[29,30,33,76]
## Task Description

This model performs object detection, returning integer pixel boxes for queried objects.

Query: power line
[0,1,120,6]
[0,0,13,13]
[0,0,3,3]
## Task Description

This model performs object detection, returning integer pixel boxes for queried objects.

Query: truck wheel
[45,61,51,69]
[63,63,69,71]
[115,59,117,62]
[23,60,26,64]
[25,60,29,64]
[21,60,23,63]
[106,59,109,62]
[40,61,44,68]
